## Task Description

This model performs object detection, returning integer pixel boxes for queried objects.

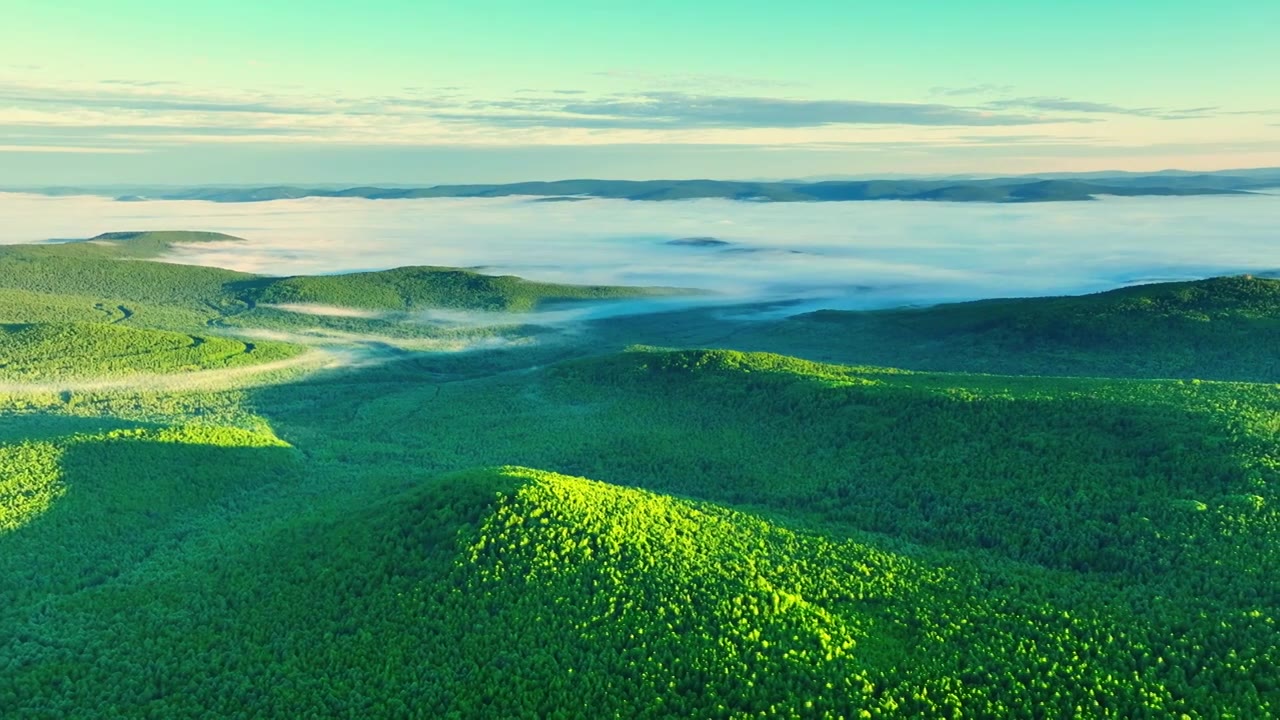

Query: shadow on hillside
[1,435,301,598]
[0,415,158,444]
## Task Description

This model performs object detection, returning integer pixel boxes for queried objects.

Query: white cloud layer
[4,193,1280,312]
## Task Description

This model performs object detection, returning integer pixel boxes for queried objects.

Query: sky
[2,0,1278,184]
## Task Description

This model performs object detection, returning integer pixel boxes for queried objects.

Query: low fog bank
[412,295,749,329]
[229,326,532,355]
[261,303,387,319]
[4,191,1279,315]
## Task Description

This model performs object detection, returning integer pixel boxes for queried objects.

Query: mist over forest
[5,192,1279,313]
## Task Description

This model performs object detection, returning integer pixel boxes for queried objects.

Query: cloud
[929,84,1016,97]
[0,79,419,119]
[952,134,1097,145]
[0,90,334,116]
[706,134,1105,154]
[3,124,311,138]
[443,92,1068,129]
[0,77,1258,159]
[98,79,179,88]
[0,80,1095,153]
[589,71,806,91]
[983,96,1219,120]
[0,144,146,154]
[262,303,386,319]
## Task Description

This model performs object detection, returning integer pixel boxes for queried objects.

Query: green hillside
[0,231,684,375]
[1,231,684,326]
[248,265,686,312]
[724,275,1280,381]
[0,241,250,312]
[2,431,1275,718]
[70,230,246,259]
[203,346,1280,716]
[253,344,1278,592]
[2,237,1280,717]
[0,323,301,381]
[0,417,300,634]
[545,350,1280,582]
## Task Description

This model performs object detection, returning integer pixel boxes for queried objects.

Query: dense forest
[0,231,1277,717]
[596,274,1280,383]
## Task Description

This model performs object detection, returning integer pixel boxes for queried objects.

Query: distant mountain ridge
[8,168,1280,203]
[116,178,1260,203]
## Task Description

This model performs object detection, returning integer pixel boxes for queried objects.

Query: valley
[0,230,1277,717]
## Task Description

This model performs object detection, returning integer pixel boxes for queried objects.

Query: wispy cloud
[982,96,1219,120]
[748,135,1102,153]
[98,79,179,88]
[443,91,1069,129]
[589,70,806,91]
[0,144,146,154]
[929,84,1016,97]
[952,134,1099,145]
[0,87,337,116]
[561,93,1063,127]
[1225,109,1280,116]
[3,123,311,138]
[0,80,1088,149]
[0,77,1268,158]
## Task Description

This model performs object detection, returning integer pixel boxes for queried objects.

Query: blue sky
[2,0,1278,184]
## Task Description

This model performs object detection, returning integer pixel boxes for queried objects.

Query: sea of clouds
[4,191,1279,313]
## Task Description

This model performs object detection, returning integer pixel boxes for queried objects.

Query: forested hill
[244,266,691,312]
[10,173,1276,203]
[0,231,686,320]
[0,230,691,381]
[5,228,1280,716]
[722,275,1280,381]
[5,347,1277,717]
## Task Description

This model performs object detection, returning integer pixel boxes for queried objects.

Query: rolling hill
[0,230,688,342]
[3,345,1277,717]
[1,232,1279,717]
[244,265,688,313]
[0,322,300,381]
[723,275,1280,381]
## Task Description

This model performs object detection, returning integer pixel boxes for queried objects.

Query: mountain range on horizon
[7,166,1280,204]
